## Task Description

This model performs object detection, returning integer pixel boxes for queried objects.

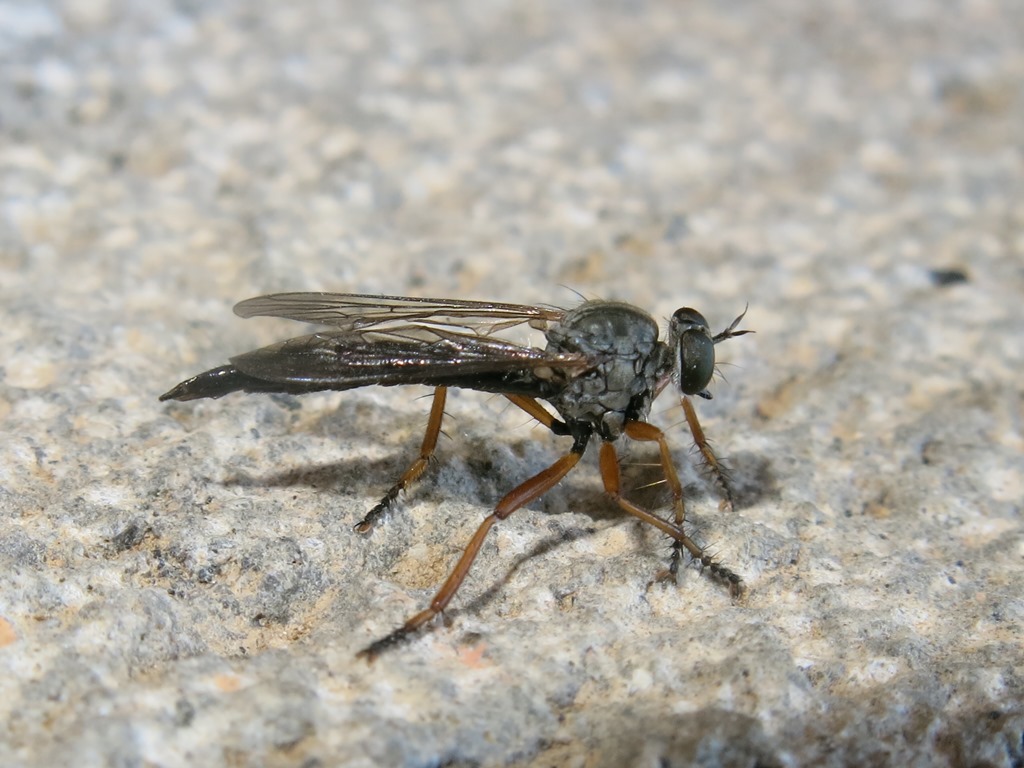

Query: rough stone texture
[1,1,1022,766]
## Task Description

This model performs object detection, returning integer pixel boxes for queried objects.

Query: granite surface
[1,1,1022,766]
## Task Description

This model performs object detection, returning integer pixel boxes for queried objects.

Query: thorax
[544,301,668,440]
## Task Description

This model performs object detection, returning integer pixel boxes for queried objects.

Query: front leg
[681,396,734,512]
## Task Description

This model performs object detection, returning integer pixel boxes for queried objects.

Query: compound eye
[677,328,715,395]
[672,307,709,330]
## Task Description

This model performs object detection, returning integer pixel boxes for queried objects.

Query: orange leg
[357,439,588,661]
[354,387,448,534]
[505,394,570,435]
[623,420,687,523]
[682,396,734,511]
[623,420,688,577]
[599,439,742,594]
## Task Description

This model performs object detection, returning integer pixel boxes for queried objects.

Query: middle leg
[599,438,742,595]
[623,420,688,577]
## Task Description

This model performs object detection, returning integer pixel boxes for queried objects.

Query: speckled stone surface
[2,1,1022,766]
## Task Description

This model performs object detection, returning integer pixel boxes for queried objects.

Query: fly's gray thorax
[545,300,668,440]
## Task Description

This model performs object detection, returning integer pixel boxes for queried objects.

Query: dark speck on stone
[929,268,969,286]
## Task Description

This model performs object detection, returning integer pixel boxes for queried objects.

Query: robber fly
[160,292,751,660]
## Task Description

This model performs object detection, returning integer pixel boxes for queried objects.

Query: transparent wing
[161,294,589,402]
[234,292,565,336]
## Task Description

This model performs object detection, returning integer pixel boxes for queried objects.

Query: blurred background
[1,1,1021,765]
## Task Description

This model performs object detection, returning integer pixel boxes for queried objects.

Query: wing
[233,292,565,336]
[231,329,585,389]
[160,327,590,401]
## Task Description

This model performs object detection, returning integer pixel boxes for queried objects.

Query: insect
[160,292,751,660]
